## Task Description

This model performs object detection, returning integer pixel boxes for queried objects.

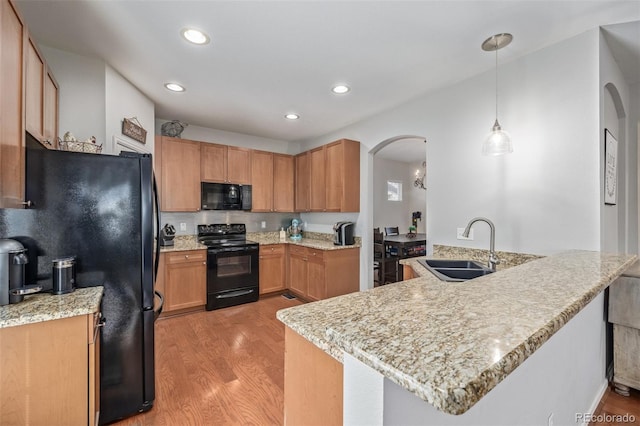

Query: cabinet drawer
[166,250,206,265]
[288,245,307,257]
[260,244,285,255]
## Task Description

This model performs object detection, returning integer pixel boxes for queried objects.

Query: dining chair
[373,228,384,286]
[384,226,399,236]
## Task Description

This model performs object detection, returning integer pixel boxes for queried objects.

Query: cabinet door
[227,146,252,184]
[25,37,44,142]
[288,250,308,296]
[306,249,325,301]
[0,0,26,208]
[43,69,59,148]
[201,142,227,183]
[309,146,326,212]
[325,141,344,212]
[259,245,286,294]
[161,137,201,211]
[273,153,294,212]
[251,150,273,212]
[294,152,310,212]
[165,251,207,312]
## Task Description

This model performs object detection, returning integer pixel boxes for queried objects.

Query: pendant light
[481,33,513,156]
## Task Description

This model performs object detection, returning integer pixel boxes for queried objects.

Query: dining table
[383,233,427,281]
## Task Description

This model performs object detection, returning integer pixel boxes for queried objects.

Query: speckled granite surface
[159,235,207,252]
[0,287,103,329]
[277,250,636,415]
[433,244,543,270]
[247,232,361,250]
[160,233,360,251]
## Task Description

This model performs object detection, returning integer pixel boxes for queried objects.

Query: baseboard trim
[582,380,609,426]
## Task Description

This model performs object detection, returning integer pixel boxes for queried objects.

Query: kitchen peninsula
[277,251,636,425]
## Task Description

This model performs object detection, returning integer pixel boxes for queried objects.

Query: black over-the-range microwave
[201,182,252,210]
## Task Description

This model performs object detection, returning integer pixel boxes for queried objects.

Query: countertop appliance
[159,223,176,247]
[0,138,163,424]
[288,219,302,241]
[52,256,76,295]
[197,224,259,310]
[0,239,41,305]
[201,182,252,211]
[333,221,355,246]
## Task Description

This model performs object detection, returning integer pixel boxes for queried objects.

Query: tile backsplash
[160,211,301,235]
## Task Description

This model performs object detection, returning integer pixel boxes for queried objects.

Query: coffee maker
[0,239,41,306]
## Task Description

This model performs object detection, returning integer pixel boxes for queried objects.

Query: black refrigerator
[1,137,161,424]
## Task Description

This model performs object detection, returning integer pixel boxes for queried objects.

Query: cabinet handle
[21,200,33,208]
[185,255,189,259]
[203,262,206,265]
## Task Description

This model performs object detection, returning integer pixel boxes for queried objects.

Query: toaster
[333,221,355,246]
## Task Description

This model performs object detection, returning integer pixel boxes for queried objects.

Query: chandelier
[414,161,426,190]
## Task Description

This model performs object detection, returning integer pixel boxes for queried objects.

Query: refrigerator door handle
[153,290,164,321]
[153,172,160,282]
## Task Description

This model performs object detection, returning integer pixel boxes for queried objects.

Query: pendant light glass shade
[482,119,513,155]
[481,33,513,156]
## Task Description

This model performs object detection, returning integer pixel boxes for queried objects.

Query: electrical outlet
[179,223,187,231]
[456,228,474,240]
[261,221,266,229]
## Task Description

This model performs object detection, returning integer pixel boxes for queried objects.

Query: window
[387,180,403,201]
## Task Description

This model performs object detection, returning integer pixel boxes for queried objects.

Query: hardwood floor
[114,294,639,425]
[591,386,640,426]
[114,295,302,426]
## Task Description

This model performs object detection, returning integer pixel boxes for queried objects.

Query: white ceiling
[14,1,640,164]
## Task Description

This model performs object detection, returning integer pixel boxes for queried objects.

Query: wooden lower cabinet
[259,244,287,294]
[0,311,101,425]
[162,250,207,314]
[287,246,359,301]
[403,264,416,280]
[284,326,343,426]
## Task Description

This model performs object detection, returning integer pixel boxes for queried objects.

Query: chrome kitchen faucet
[463,217,500,271]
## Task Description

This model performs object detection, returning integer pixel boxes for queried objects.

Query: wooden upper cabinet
[227,146,251,184]
[309,146,326,212]
[201,143,251,184]
[160,137,201,211]
[325,139,360,212]
[251,150,274,212]
[0,0,26,208]
[273,153,294,212]
[43,68,59,149]
[201,142,227,182]
[294,152,310,212]
[25,36,44,143]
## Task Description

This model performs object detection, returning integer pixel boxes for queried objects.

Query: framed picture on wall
[604,129,618,205]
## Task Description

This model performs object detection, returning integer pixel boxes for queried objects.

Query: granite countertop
[0,286,103,329]
[159,235,207,253]
[162,233,361,252]
[277,250,636,415]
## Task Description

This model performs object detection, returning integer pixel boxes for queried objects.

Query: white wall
[373,157,426,234]
[40,46,106,146]
[154,119,295,154]
[300,29,602,262]
[105,66,155,154]
[39,46,156,156]
[599,31,636,255]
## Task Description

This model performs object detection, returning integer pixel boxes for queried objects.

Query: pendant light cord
[495,38,499,121]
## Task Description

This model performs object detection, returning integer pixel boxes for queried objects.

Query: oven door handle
[209,246,258,254]
[216,289,255,299]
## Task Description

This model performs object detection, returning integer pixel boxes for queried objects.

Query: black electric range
[197,224,259,310]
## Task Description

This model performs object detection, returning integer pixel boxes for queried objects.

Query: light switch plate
[456,228,474,240]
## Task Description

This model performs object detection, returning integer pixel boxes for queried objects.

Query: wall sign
[604,129,618,205]
[122,117,147,144]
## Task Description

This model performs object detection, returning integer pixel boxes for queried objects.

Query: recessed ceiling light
[164,83,186,92]
[285,113,300,120]
[181,28,210,45]
[332,84,350,94]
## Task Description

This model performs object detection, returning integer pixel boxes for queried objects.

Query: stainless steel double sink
[417,259,495,282]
